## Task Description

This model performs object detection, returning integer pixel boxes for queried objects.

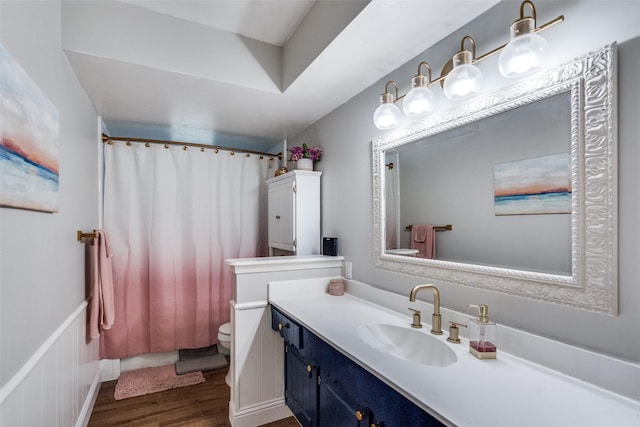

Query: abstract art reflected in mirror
[372,44,617,314]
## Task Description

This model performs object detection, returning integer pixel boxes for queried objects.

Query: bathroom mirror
[372,44,617,314]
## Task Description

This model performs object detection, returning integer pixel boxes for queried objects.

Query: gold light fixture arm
[384,80,399,100]
[535,15,564,33]
[521,0,537,21]
[461,36,477,60]
[417,61,433,83]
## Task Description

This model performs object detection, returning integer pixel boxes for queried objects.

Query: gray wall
[0,1,100,386]
[290,1,640,362]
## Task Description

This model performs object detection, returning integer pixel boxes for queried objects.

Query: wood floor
[88,366,299,427]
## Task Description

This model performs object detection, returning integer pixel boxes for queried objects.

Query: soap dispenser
[468,304,497,359]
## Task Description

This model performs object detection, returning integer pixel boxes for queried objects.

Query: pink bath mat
[114,364,205,400]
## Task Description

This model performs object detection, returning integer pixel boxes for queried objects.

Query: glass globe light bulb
[403,75,435,117]
[373,93,402,130]
[443,51,483,101]
[499,17,549,78]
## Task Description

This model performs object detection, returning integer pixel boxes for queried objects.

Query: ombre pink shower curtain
[101,141,274,359]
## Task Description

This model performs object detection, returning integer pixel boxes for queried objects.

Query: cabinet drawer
[272,306,304,349]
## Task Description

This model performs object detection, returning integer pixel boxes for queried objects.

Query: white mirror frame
[372,43,617,315]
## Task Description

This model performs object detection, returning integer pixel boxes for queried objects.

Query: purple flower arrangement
[288,143,322,162]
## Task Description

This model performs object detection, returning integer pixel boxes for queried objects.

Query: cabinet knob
[275,215,281,219]
[356,411,363,421]
[278,323,284,331]
[307,365,312,373]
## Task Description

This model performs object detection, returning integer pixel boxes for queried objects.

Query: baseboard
[77,370,102,427]
[229,398,293,427]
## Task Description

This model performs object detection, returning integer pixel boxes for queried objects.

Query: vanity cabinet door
[285,343,318,427]
[319,379,371,427]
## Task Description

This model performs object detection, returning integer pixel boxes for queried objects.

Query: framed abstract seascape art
[494,153,571,216]
[1,44,60,213]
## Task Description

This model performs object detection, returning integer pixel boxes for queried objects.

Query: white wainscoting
[0,301,101,427]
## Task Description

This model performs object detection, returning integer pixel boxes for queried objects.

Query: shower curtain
[101,141,274,359]
[385,153,400,250]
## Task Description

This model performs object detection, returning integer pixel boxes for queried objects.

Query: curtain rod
[102,134,282,159]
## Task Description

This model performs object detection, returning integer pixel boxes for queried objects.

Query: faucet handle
[447,321,467,343]
[408,308,422,329]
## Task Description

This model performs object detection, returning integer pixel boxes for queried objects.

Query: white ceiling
[117,0,316,46]
[63,0,501,150]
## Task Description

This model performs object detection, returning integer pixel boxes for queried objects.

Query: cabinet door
[268,181,295,252]
[285,344,318,427]
[319,379,370,427]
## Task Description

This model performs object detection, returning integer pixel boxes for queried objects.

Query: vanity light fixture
[373,81,402,130]
[372,0,563,130]
[443,36,483,101]
[498,0,549,78]
[403,62,436,117]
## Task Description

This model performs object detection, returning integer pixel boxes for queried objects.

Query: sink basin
[357,323,457,367]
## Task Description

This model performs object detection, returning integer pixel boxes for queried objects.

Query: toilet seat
[216,322,232,386]
[218,322,231,342]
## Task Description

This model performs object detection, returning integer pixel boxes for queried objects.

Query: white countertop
[269,279,640,427]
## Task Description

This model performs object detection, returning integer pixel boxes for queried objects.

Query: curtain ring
[164,144,169,149]
[230,152,235,156]
[145,142,150,147]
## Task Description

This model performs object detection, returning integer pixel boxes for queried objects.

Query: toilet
[217,322,231,386]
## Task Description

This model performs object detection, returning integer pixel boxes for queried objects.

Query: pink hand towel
[413,225,428,242]
[89,229,115,338]
[410,224,436,259]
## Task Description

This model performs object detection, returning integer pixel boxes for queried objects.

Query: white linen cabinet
[267,170,321,255]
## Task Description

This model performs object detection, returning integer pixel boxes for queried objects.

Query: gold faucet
[409,284,442,335]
